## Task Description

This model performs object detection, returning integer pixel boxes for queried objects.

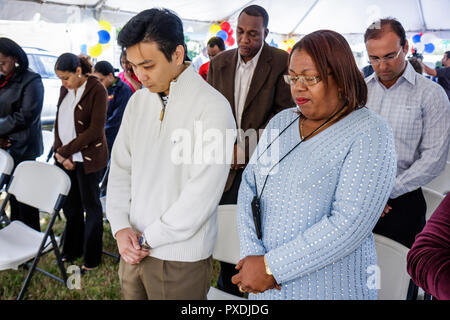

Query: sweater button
[84,156,92,161]
[78,120,84,126]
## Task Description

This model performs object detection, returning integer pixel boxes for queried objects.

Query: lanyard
[254,106,346,199]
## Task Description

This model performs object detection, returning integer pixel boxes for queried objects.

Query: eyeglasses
[283,74,323,87]
[368,47,403,65]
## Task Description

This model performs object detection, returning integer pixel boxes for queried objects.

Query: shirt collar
[366,60,416,87]
[236,42,265,69]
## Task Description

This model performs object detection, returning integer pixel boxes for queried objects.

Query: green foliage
[0,214,220,300]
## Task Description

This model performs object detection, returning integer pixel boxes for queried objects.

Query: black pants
[59,162,103,268]
[9,157,40,231]
[10,195,40,232]
[373,188,427,248]
[217,169,244,297]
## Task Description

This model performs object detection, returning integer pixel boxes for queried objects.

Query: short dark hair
[290,30,367,112]
[408,57,423,74]
[239,5,269,29]
[207,37,225,51]
[445,51,450,58]
[364,18,407,47]
[117,8,186,62]
[55,53,92,75]
[0,37,29,74]
[94,60,119,76]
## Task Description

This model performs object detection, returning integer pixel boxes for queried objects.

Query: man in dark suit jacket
[207,4,294,295]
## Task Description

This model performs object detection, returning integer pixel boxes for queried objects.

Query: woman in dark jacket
[0,37,44,231]
[54,53,108,272]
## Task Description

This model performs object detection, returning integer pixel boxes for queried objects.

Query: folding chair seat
[374,233,411,300]
[207,204,246,300]
[0,160,71,299]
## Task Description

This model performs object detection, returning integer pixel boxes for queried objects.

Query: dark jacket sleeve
[56,83,107,159]
[105,85,132,148]
[407,194,450,300]
[0,74,43,136]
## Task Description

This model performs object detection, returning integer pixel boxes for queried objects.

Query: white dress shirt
[234,43,264,130]
[366,61,450,199]
[57,80,87,162]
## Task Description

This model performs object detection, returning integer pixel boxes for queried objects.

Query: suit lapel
[219,49,238,120]
[243,43,272,112]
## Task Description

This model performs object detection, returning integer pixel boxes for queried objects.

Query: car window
[27,54,42,74]
[37,55,58,79]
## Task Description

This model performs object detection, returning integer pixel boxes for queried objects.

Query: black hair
[117,8,186,62]
[55,53,92,75]
[445,51,450,58]
[207,37,225,51]
[239,5,269,29]
[0,37,29,74]
[94,60,118,76]
[364,18,407,47]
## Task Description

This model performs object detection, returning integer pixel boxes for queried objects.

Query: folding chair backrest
[424,162,450,195]
[36,130,54,163]
[7,161,71,214]
[422,187,445,221]
[0,149,14,188]
[213,205,240,265]
[374,233,410,300]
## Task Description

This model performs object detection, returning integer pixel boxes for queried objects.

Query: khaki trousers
[118,255,212,300]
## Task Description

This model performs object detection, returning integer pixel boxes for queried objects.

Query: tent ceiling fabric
[1,0,449,36]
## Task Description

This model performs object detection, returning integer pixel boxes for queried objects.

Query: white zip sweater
[106,65,236,262]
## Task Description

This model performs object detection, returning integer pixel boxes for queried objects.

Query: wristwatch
[138,233,152,250]
[263,256,272,276]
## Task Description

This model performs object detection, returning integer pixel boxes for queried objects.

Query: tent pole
[416,0,427,32]
[288,0,320,37]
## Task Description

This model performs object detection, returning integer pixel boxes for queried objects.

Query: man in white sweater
[106,8,236,300]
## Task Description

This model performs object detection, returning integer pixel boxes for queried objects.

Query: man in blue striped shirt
[364,18,450,248]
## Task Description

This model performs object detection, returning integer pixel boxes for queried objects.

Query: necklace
[300,116,305,140]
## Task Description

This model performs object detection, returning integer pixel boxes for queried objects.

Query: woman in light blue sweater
[232,30,397,299]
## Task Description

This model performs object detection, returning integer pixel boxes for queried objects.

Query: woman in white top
[53,53,108,272]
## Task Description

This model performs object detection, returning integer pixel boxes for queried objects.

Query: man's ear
[264,28,269,40]
[174,44,185,65]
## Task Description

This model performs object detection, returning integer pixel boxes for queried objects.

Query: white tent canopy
[1,0,449,37]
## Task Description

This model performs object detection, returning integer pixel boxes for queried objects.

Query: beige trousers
[118,255,212,300]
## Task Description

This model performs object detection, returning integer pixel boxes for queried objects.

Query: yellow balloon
[99,20,112,32]
[209,24,221,35]
[287,38,296,46]
[88,43,102,58]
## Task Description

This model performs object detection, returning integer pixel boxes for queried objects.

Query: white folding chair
[374,233,411,300]
[0,161,71,300]
[36,129,55,164]
[422,187,445,221]
[207,204,246,300]
[0,149,15,227]
[424,162,450,195]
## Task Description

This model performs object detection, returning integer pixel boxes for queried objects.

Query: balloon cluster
[412,33,435,54]
[278,38,296,53]
[209,22,235,47]
[81,20,112,58]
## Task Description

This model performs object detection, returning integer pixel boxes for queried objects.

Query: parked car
[23,47,60,125]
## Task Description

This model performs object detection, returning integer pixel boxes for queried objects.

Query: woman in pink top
[118,51,142,93]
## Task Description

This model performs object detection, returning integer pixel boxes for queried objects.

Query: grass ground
[0,211,221,300]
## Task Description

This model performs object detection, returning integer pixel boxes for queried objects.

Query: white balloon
[420,33,436,44]
[415,42,425,53]
[83,17,99,46]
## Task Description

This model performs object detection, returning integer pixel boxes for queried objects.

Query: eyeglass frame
[368,47,404,65]
[283,74,323,87]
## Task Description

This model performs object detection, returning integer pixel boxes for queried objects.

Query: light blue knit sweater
[237,107,397,300]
